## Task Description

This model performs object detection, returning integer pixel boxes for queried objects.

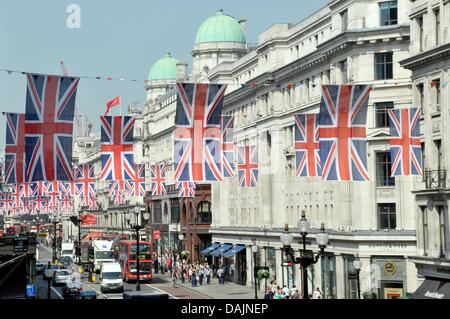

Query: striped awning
[209,244,233,256]
[200,243,220,255]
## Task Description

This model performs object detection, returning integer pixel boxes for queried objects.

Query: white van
[100,262,124,293]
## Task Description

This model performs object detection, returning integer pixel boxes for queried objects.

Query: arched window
[197,201,212,224]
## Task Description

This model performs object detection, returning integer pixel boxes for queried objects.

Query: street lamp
[52,216,60,263]
[353,254,362,299]
[251,244,259,299]
[280,211,329,299]
[127,207,150,292]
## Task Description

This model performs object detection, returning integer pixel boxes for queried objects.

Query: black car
[79,290,97,299]
[62,282,82,299]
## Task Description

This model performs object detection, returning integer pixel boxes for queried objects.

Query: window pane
[390,214,397,229]
[380,214,389,229]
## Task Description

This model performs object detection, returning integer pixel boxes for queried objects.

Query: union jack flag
[74,164,96,200]
[109,180,130,196]
[112,190,126,205]
[59,196,74,214]
[35,181,48,197]
[174,83,227,183]
[221,115,235,177]
[150,163,166,196]
[24,74,79,182]
[129,164,146,197]
[294,114,321,177]
[4,113,26,184]
[100,116,135,180]
[237,145,258,188]
[80,196,98,210]
[388,107,422,176]
[20,182,36,198]
[318,85,371,181]
[33,196,48,214]
[176,181,196,198]
[59,181,76,197]
[47,181,61,211]
[11,185,23,212]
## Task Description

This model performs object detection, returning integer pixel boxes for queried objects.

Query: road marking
[145,284,178,299]
[51,287,63,299]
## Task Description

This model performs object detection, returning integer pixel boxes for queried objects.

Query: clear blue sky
[0,0,329,155]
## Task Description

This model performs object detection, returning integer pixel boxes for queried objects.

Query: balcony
[425,169,446,190]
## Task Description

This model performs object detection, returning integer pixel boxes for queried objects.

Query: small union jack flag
[237,145,258,188]
[111,189,126,205]
[100,116,135,181]
[150,163,166,196]
[24,74,79,182]
[20,182,36,198]
[176,181,196,198]
[11,185,23,213]
[294,114,321,177]
[74,164,96,201]
[318,85,371,181]
[174,83,226,183]
[34,181,48,197]
[47,181,61,212]
[129,164,146,197]
[59,196,74,214]
[221,115,235,178]
[109,180,130,196]
[4,113,26,184]
[59,181,76,197]
[388,107,422,176]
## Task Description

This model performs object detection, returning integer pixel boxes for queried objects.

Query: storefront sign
[384,287,403,299]
[372,258,405,282]
[13,237,29,253]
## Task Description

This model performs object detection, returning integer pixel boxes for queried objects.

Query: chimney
[176,62,188,81]
[239,17,247,38]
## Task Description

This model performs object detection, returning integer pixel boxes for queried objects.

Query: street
[35,245,207,299]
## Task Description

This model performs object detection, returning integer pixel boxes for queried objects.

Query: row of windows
[415,5,444,52]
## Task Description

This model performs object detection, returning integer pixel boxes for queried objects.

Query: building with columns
[400,0,450,298]
[207,0,420,299]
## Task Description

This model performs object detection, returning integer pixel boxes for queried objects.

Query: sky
[0,0,329,156]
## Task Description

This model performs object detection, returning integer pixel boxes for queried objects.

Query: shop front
[222,245,246,285]
[412,262,450,299]
[372,257,406,299]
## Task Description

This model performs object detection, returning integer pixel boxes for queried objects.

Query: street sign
[13,237,29,253]
[26,284,36,298]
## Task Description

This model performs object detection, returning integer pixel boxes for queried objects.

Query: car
[78,290,97,299]
[43,264,59,280]
[59,256,73,268]
[35,262,45,274]
[52,269,71,286]
[62,281,82,299]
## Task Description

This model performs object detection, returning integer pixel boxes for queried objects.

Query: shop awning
[209,244,233,256]
[80,230,89,238]
[412,278,450,299]
[200,243,220,255]
[222,245,246,258]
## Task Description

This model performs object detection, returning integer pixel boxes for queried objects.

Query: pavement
[154,272,257,299]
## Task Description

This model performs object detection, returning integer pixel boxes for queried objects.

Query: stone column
[270,128,287,226]
[246,244,254,287]
[335,254,346,299]
[259,132,273,226]
[275,248,284,287]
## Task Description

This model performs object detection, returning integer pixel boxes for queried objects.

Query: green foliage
[257,269,270,280]
[362,290,377,299]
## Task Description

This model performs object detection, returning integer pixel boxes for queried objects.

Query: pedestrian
[172,268,178,288]
[198,266,204,286]
[312,287,323,299]
[274,286,282,299]
[205,266,211,285]
[291,286,300,299]
[188,267,193,282]
[181,266,186,283]
[217,267,224,285]
[264,287,274,299]
[282,285,290,299]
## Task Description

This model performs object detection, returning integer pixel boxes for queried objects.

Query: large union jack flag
[174,83,226,183]
[295,114,321,177]
[129,164,146,197]
[388,107,422,176]
[237,145,258,188]
[74,164,96,200]
[221,115,235,178]
[318,85,371,181]
[4,113,26,184]
[24,74,79,182]
[176,181,196,198]
[100,116,135,180]
[150,163,166,196]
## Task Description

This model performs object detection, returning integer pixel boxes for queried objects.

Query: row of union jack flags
[294,85,422,180]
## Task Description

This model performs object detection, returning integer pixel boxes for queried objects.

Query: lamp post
[353,254,362,299]
[52,216,59,263]
[280,211,329,299]
[251,244,259,299]
[127,207,150,292]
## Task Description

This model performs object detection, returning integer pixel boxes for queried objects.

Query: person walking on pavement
[205,265,211,285]
[172,268,178,288]
[191,270,197,287]
[312,287,323,299]
[198,266,204,286]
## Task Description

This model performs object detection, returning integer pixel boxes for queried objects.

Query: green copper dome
[148,53,180,81]
[195,9,246,44]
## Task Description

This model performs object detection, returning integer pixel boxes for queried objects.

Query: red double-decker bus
[118,240,153,282]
